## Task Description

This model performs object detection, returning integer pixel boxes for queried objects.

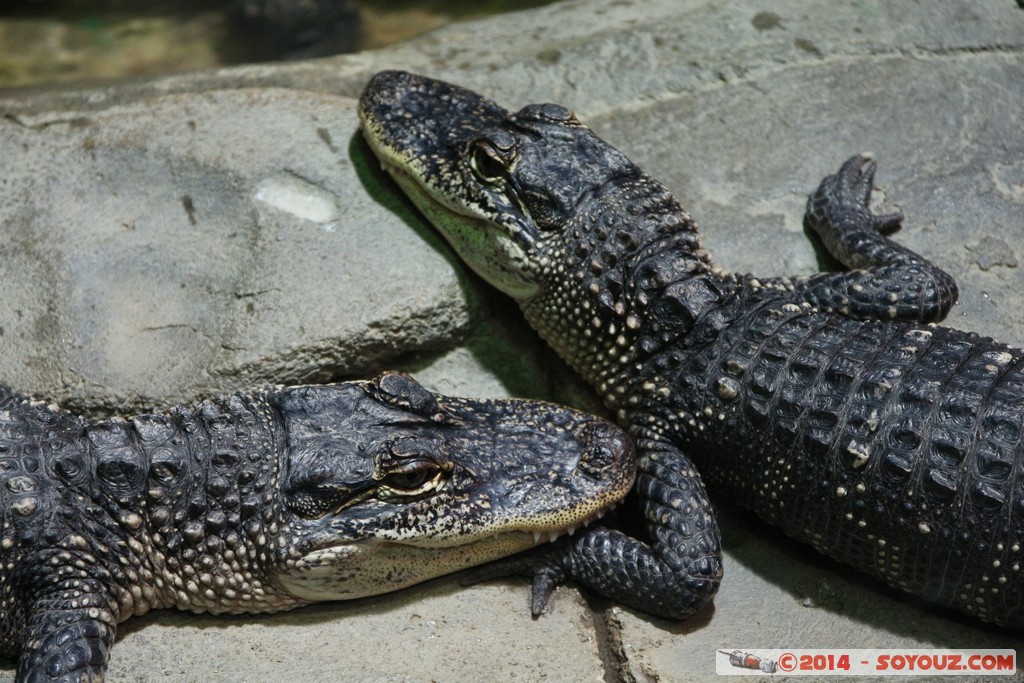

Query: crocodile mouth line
[360,117,488,219]
[317,500,619,554]
[485,502,617,548]
[367,145,479,224]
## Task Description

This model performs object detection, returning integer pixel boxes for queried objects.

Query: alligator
[0,371,633,682]
[359,70,1024,628]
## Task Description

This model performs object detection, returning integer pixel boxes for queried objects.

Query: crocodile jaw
[279,532,534,601]
[279,512,607,601]
[379,157,541,301]
[359,70,543,301]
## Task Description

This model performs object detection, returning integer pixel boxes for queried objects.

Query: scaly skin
[358,70,1023,628]
[0,371,633,681]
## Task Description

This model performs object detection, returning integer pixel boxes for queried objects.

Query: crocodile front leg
[17,569,118,682]
[476,439,722,620]
[789,155,959,322]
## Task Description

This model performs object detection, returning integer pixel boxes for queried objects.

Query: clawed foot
[806,154,903,236]
[796,153,959,321]
[462,540,572,617]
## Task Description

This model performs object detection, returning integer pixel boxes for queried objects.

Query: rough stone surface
[0,88,478,413]
[107,580,607,682]
[1,0,1023,680]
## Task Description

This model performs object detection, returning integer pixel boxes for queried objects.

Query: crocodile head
[359,71,707,385]
[358,70,647,302]
[273,371,634,601]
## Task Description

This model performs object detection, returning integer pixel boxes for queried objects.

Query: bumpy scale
[359,70,1023,629]
[0,371,634,681]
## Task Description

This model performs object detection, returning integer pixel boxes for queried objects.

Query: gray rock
[0,0,1022,681]
[0,88,478,412]
[109,580,607,683]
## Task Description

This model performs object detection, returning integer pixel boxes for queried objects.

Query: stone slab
[0,88,477,412]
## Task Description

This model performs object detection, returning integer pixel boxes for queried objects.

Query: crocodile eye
[378,458,447,499]
[386,469,434,490]
[470,142,509,185]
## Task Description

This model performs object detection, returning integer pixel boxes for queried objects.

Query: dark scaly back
[587,158,1024,626]
[137,391,299,614]
[522,164,718,405]
[553,162,1024,625]
[659,294,1024,624]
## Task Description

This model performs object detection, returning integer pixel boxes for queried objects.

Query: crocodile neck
[79,392,303,618]
[521,177,717,410]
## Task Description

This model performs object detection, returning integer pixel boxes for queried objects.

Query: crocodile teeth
[531,507,614,546]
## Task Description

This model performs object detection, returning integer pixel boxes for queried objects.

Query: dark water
[0,0,556,88]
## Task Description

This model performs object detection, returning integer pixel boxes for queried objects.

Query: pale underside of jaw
[383,161,490,237]
[369,150,541,300]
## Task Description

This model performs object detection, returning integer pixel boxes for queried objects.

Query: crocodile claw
[462,541,573,617]
[807,154,904,237]
[844,154,877,205]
